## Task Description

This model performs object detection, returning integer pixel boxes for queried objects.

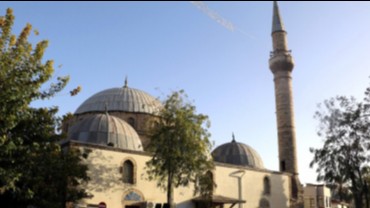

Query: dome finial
[232,132,236,142]
[124,76,128,88]
[105,102,109,114]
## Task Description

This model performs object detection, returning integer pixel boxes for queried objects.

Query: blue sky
[2,1,370,185]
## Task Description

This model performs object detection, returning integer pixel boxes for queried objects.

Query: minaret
[269,1,302,204]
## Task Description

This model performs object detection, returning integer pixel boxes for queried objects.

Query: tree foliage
[326,183,353,204]
[310,82,370,208]
[0,8,89,207]
[146,90,215,208]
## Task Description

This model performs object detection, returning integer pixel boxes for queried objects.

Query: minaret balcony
[269,52,294,73]
[270,49,292,58]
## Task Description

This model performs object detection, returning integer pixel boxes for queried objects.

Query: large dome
[212,137,264,169]
[75,84,162,115]
[68,113,143,151]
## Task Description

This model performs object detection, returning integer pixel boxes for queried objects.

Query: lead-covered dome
[68,113,143,151]
[75,83,162,115]
[212,137,264,169]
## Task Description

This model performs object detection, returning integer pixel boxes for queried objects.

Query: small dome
[212,137,264,169]
[68,113,143,151]
[75,85,162,115]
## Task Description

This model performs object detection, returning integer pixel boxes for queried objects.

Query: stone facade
[303,184,332,208]
[71,142,292,208]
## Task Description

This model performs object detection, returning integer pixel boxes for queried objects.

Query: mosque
[65,2,303,208]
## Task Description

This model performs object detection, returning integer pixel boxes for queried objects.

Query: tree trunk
[354,195,362,208]
[363,181,369,208]
[352,182,363,208]
[350,170,363,208]
[167,173,175,208]
[339,183,343,202]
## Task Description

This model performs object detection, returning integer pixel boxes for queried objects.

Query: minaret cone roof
[272,1,285,33]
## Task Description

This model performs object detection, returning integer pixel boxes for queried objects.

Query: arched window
[128,117,136,128]
[206,171,213,181]
[206,171,214,192]
[195,170,215,194]
[263,176,271,195]
[122,189,145,206]
[124,191,142,201]
[123,160,134,184]
[259,198,270,208]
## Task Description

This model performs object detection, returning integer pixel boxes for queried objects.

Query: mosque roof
[68,113,143,151]
[212,135,264,169]
[75,80,162,115]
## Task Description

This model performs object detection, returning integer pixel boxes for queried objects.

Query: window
[263,176,271,195]
[318,196,323,207]
[259,198,270,208]
[206,171,214,192]
[281,160,286,171]
[128,117,136,128]
[309,198,315,208]
[206,171,213,182]
[195,171,214,193]
[123,160,134,184]
[124,191,142,201]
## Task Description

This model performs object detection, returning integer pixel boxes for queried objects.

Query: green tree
[310,84,370,208]
[0,8,89,207]
[146,90,215,208]
[326,183,353,205]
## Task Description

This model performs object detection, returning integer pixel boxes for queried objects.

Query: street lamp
[230,170,246,208]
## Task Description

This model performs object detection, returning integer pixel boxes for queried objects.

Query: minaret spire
[272,1,285,33]
[270,1,291,56]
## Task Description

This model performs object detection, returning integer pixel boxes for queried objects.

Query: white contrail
[190,1,235,32]
[190,1,255,39]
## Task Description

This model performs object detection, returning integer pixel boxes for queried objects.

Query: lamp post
[230,170,246,208]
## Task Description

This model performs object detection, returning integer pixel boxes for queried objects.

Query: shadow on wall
[84,148,124,193]
[258,174,288,208]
